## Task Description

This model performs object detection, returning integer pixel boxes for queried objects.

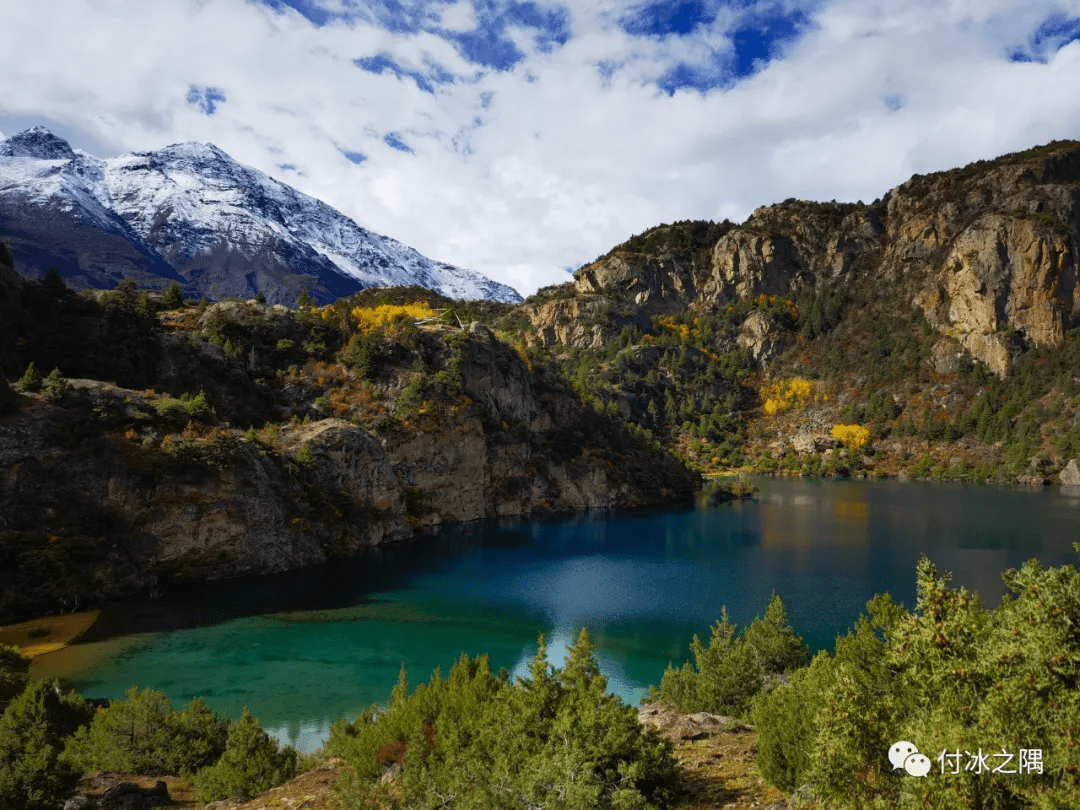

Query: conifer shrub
[163,282,184,310]
[192,710,297,802]
[17,362,42,393]
[40,368,67,404]
[0,680,93,810]
[653,594,808,717]
[750,554,1080,809]
[0,645,30,715]
[328,630,679,810]
[63,686,228,776]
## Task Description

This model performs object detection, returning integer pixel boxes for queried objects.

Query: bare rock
[737,311,791,366]
[1061,459,1080,486]
[63,796,91,810]
[637,702,743,741]
[791,431,817,455]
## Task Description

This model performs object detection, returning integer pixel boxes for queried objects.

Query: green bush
[40,368,67,404]
[18,363,42,393]
[150,390,210,423]
[163,282,184,309]
[0,645,30,715]
[193,710,296,802]
[751,555,1080,809]
[0,680,93,810]
[63,686,227,776]
[653,594,808,717]
[328,629,678,810]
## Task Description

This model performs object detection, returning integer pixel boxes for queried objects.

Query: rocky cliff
[0,264,696,619]
[545,142,1080,376]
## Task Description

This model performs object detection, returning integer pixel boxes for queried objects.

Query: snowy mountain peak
[0,126,77,160]
[0,128,522,305]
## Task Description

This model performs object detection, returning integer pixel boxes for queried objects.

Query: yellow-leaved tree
[350,303,439,331]
[831,424,870,450]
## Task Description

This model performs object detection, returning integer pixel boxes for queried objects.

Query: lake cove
[32,478,1080,752]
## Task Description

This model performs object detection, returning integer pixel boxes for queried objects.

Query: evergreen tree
[192,710,296,802]
[162,282,184,309]
[40,269,67,299]
[18,363,41,393]
[0,681,92,810]
[41,368,67,404]
[63,686,227,776]
[0,646,30,715]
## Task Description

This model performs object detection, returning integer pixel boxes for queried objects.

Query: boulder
[63,796,91,810]
[1061,459,1080,486]
[791,431,817,455]
[637,702,743,741]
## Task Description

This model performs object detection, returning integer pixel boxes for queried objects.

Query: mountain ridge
[0,126,521,305]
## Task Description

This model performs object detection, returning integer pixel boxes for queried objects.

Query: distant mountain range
[0,126,521,305]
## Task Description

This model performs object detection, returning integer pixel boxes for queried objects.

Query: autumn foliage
[830,423,871,450]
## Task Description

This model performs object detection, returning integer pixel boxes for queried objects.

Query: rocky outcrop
[574,252,699,313]
[0,316,698,612]
[637,702,747,742]
[1061,459,1080,486]
[545,143,1080,376]
[737,311,792,366]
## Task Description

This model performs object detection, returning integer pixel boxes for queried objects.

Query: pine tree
[41,368,67,404]
[0,681,92,810]
[163,282,184,309]
[0,646,30,715]
[18,363,41,393]
[193,710,296,802]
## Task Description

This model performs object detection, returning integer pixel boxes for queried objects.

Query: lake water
[33,478,1080,752]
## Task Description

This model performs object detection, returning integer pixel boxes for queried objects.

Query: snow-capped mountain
[0,126,521,304]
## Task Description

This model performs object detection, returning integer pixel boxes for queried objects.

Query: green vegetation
[652,594,808,717]
[63,686,228,775]
[192,709,296,802]
[0,552,1077,808]
[0,645,30,715]
[750,554,1080,808]
[0,681,92,810]
[327,629,679,810]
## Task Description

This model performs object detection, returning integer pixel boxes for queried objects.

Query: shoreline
[0,610,100,658]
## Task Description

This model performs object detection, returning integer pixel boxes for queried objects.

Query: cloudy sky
[2,0,1079,296]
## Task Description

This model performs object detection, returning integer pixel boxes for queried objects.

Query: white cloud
[437,0,477,33]
[1,0,1080,296]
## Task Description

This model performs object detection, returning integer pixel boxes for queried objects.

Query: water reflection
[32,478,1079,753]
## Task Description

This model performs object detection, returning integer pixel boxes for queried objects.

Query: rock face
[552,142,1080,377]
[1061,459,1080,486]
[0,316,698,608]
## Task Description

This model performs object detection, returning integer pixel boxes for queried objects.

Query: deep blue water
[33,478,1080,751]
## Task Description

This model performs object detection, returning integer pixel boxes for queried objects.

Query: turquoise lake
[32,478,1080,752]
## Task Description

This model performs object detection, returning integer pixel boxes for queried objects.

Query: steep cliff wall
[0,288,697,618]
[556,141,1080,375]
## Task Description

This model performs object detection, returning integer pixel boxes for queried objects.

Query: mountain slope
[0,126,521,305]
[491,139,1080,484]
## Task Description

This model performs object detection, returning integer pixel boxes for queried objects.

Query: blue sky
[2,0,1080,295]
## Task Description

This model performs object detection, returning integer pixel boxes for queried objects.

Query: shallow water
[33,478,1080,752]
